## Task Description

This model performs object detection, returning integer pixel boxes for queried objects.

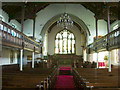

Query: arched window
[55,29,75,54]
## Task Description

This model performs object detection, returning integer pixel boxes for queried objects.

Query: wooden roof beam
[2,2,25,6]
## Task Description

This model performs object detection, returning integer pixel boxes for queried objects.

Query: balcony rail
[0,20,41,53]
[87,27,120,53]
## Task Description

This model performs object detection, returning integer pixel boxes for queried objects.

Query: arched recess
[40,13,90,40]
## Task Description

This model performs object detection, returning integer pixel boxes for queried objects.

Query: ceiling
[81,2,119,24]
[2,2,119,23]
[2,2,49,22]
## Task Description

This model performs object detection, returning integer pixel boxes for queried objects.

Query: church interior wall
[0,4,119,66]
[23,19,33,36]
[0,8,21,31]
[87,49,120,66]
[29,4,108,44]
[47,25,85,55]
[1,48,18,65]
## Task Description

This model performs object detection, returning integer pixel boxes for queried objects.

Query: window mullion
[55,30,75,54]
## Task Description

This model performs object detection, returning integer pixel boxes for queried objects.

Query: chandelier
[57,12,74,29]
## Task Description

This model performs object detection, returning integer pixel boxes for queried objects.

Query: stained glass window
[55,29,75,54]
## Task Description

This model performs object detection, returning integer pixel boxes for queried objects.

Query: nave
[2,64,56,89]
[55,67,75,89]
[0,1,120,90]
[2,62,120,90]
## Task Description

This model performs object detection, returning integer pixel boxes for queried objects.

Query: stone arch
[40,13,90,40]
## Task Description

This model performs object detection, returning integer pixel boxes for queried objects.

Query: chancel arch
[47,23,86,55]
[41,13,90,39]
[41,14,88,56]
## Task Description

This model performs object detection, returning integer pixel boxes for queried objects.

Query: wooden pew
[73,67,119,90]
[2,64,56,89]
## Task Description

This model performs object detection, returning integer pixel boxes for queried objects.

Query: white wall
[0,8,21,31]
[43,31,48,56]
[23,19,33,36]
[0,8,9,23]
[88,49,120,66]
[0,48,40,66]
[0,4,116,45]
[0,9,22,65]
[24,51,42,65]
[24,51,32,65]
[98,20,108,36]
[47,25,86,55]
[28,4,107,44]
[111,49,119,65]
[10,20,21,31]
[110,20,120,32]
[0,48,18,65]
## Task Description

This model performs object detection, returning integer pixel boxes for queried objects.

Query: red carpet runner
[55,67,76,89]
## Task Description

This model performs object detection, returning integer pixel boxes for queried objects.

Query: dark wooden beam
[107,5,111,34]
[33,18,36,39]
[2,2,119,22]
[82,2,119,21]
[95,18,98,41]
[8,3,48,21]
[97,15,118,20]
[107,2,119,7]
[21,6,25,33]
[9,8,37,20]
[34,4,49,13]
[2,2,25,6]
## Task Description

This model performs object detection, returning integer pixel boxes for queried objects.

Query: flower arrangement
[104,55,108,61]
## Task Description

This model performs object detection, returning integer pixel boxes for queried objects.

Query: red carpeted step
[59,67,71,70]
[55,75,75,89]
[59,67,72,75]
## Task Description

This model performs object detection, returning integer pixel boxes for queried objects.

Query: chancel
[0,1,120,90]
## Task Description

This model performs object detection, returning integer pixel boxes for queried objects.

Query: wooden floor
[73,67,120,90]
[2,64,55,90]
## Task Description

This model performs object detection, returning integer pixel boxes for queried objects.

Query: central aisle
[54,67,76,89]
[55,75,75,89]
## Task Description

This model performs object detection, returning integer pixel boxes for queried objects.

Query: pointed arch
[40,13,90,40]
